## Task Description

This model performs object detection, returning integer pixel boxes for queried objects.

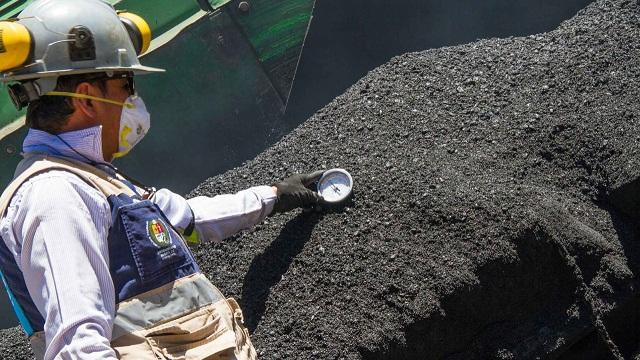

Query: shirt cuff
[250,185,278,216]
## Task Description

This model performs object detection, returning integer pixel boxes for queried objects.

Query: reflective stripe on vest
[0,269,34,335]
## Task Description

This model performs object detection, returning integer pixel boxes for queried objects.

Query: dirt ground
[2,0,640,358]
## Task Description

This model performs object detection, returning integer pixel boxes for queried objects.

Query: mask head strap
[45,91,136,109]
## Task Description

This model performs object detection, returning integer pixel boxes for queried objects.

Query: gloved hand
[271,170,324,214]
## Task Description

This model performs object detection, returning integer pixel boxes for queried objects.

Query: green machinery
[0,0,315,193]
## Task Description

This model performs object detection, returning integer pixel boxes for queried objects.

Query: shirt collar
[22,126,106,164]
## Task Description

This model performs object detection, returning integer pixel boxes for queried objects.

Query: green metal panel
[112,0,227,40]
[0,91,23,129]
[0,0,31,19]
[117,9,289,193]
[226,0,315,101]
[0,125,26,176]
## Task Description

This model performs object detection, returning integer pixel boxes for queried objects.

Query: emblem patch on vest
[147,219,171,248]
[146,219,178,260]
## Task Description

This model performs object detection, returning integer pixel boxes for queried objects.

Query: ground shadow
[599,181,640,358]
[358,226,596,359]
[240,212,323,332]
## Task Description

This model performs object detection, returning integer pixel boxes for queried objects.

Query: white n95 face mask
[112,95,151,159]
[44,90,151,159]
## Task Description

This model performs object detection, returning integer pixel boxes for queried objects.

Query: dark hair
[25,74,107,134]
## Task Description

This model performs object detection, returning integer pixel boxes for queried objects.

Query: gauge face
[317,169,353,203]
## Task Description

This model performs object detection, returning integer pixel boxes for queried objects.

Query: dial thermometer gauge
[317,169,353,204]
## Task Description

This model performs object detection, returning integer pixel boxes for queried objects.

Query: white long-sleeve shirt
[0,127,276,359]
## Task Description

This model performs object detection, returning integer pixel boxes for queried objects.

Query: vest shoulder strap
[0,154,136,216]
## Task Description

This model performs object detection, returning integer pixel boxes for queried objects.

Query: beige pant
[113,298,257,360]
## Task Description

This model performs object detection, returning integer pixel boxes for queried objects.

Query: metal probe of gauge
[316,169,353,204]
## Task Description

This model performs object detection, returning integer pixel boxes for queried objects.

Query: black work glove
[271,171,325,214]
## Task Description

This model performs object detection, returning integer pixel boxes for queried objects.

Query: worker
[0,0,323,359]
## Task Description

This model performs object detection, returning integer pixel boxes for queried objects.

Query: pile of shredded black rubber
[2,0,640,358]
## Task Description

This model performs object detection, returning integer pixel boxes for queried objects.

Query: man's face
[83,77,133,161]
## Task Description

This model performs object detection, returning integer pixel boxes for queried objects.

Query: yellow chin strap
[46,91,135,109]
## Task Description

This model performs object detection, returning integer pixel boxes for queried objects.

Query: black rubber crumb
[2,0,640,358]
[0,327,32,360]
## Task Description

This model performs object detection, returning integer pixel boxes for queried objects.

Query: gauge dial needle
[329,180,341,193]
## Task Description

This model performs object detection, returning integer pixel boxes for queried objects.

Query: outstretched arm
[151,171,325,244]
[151,186,277,243]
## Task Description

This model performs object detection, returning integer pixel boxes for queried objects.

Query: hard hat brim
[130,64,166,75]
[1,64,166,82]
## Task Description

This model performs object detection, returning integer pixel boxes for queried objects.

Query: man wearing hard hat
[0,0,323,359]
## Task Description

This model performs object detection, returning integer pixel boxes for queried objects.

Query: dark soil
[2,0,640,358]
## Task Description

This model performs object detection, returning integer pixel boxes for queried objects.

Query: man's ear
[71,82,99,119]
